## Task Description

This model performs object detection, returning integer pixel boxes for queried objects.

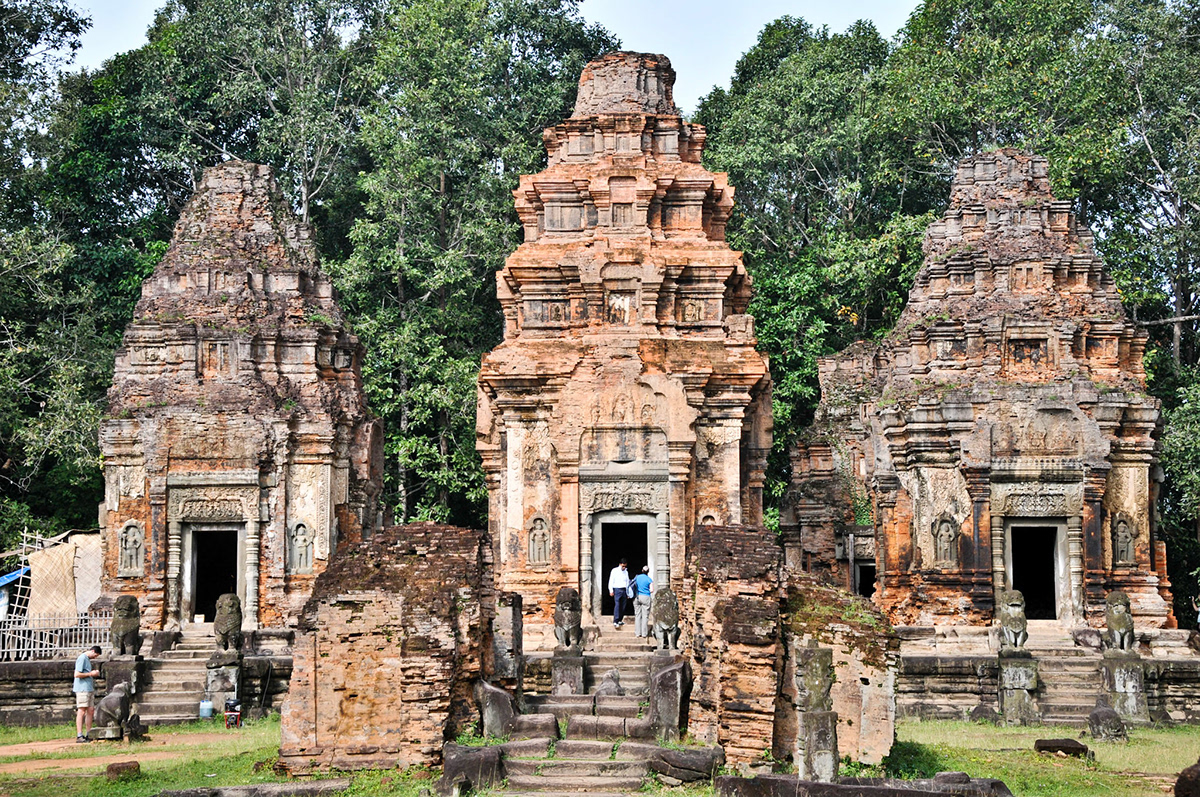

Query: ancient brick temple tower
[477,52,772,633]
[784,150,1173,628]
[100,161,382,631]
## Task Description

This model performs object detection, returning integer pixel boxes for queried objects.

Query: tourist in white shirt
[608,559,631,628]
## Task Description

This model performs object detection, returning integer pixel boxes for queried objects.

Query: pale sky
[71,0,922,115]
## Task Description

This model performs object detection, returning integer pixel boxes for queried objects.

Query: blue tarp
[0,567,29,588]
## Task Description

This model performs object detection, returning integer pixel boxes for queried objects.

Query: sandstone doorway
[185,525,240,623]
[1006,524,1064,620]
[596,518,650,618]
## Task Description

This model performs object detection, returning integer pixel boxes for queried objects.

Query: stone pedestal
[1102,651,1148,724]
[998,652,1039,726]
[104,655,144,696]
[88,725,123,741]
[492,592,524,696]
[206,651,242,709]
[550,654,585,695]
[649,653,692,743]
[795,710,838,782]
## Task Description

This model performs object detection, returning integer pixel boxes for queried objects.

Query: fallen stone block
[650,746,725,782]
[1034,738,1089,758]
[509,713,559,740]
[106,761,140,781]
[437,743,501,797]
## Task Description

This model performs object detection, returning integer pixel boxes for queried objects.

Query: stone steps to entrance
[493,735,655,795]
[505,759,646,777]
[506,774,644,792]
[134,633,217,725]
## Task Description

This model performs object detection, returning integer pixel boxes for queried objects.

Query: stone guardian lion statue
[553,586,583,650]
[651,587,681,651]
[214,593,244,652]
[110,595,142,656]
[998,589,1028,650]
[1105,590,1135,652]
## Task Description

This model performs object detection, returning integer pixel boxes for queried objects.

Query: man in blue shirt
[73,645,101,742]
[632,566,653,638]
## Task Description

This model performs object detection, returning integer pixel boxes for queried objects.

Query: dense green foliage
[3,0,1200,617]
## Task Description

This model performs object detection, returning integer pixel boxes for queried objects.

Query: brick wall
[279,523,492,773]
[683,524,782,763]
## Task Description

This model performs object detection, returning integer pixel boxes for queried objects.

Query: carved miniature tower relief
[478,52,772,635]
[100,162,382,631]
[784,150,1172,629]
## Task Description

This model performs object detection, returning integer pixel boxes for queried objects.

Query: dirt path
[0,731,256,775]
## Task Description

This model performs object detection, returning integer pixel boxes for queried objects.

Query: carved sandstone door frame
[589,510,658,616]
[578,477,668,623]
[997,515,1084,625]
[181,521,246,623]
[165,476,260,632]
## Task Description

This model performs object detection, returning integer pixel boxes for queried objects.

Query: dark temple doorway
[192,528,238,623]
[599,521,648,618]
[855,563,877,599]
[1009,525,1058,620]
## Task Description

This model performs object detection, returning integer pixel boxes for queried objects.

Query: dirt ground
[0,731,251,775]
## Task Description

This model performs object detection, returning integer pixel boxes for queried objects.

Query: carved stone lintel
[580,480,667,514]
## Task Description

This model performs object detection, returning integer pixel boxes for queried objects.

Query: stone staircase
[1026,622,1104,725]
[501,737,658,795]
[582,622,656,695]
[505,623,661,794]
[137,626,216,725]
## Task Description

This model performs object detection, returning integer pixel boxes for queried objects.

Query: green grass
[0,715,442,797]
[893,719,1196,796]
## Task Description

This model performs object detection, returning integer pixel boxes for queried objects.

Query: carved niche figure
[998,589,1028,650]
[110,595,142,656]
[214,593,244,652]
[553,586,583,650]
[528,517,550,566]
[1105,590,1135,652]
[1113,516,1135,565]
[118,521,144,577]
[651,586,681,651]
[288,522,314,574]
[933,516,959,567]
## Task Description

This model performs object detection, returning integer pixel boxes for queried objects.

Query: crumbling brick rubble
[279,523,493,772]
[683,524,781,763]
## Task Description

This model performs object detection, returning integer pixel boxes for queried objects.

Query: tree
[696,19,941,502]
[336,0,615,524]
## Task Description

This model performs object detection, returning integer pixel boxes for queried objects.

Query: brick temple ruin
[98,161,381,632]
[784,150,1173,630]
[476,52,772,636]
[41,50,1200,791]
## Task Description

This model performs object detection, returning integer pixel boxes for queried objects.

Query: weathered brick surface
[784,150,1172,629]
[477,52,772,635]
[778,571,898,764]
[683,524,781,763]
[278,523,492,773]
[99,161,382,631]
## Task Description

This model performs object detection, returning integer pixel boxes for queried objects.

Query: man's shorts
[74,691,94,709]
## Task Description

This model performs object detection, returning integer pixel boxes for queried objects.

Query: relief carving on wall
[1003,491,1071,516]
[167,486,257,523]
[992,408,1080,457]
[288,521,314,574]
[932,514,959,568]
[118,521,144,577]
[1112,513,1135,566]
[528,516,550,567]
[580,480,667,514]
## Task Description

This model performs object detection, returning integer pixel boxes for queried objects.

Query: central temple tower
[477,52,771,634]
